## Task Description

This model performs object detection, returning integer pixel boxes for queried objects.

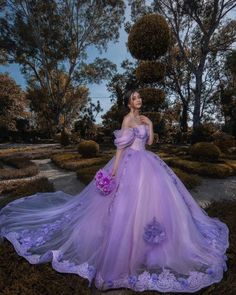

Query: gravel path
[31,159,85,195]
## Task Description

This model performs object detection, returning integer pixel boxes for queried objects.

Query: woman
[0,89,229,293]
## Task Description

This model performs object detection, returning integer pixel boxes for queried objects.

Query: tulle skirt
[0,147,229,292]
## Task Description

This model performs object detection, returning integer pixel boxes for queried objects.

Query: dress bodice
[113,124,149,151]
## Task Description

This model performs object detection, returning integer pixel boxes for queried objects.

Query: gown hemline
[1,200,229,293]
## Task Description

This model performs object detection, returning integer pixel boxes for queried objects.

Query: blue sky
[0,4,134,125]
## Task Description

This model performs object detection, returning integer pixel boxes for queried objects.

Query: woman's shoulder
[121,115,133,128]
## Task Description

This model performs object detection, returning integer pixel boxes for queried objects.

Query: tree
[74,96,103,139]
[154,0,236,129]
[0,0,125,134]
[127,13,170,133]
[127,0,236,135]
[218,50,236,136]
[26,70,89,133]
[0,73,28,131]
[102,59,141,132]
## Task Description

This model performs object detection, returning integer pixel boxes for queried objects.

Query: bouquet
[94,168,116,196]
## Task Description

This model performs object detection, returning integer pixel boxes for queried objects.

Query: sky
[0,3,134,125]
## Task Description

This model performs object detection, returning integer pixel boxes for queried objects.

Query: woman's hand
[140,115,152,126]
[111,169,116,177]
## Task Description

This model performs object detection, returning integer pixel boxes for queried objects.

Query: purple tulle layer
[0,125,229,292]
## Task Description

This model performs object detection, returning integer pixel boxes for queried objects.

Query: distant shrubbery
[0,157,39,180]
[189,142,221,162]
[78,140,99,158]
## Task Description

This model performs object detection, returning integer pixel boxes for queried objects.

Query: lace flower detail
[143,217,166,245]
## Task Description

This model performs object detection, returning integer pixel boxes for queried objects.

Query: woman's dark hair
[123,89,140,109]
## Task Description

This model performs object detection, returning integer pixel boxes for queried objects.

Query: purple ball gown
[0,124,229,293]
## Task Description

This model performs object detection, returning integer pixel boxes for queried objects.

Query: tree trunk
[193,74,202,129]
[180,103,188,132]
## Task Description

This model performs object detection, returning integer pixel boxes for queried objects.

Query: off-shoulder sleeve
[113,128,135,149]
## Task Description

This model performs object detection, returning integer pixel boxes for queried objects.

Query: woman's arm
[147,121,154,146]
[111,117,130,177]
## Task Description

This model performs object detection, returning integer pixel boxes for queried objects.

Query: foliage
[0,73,28,132]
[0,177,54,208]
[103,59,141,132]
[190,123,219,144]
[127,0,236,134]
[139,88,165,109]
[78,140,99,158]
[136,61,166,84]
[212,131,236,153]
[51,153,111,171]
[73,96,102,140]
[164,156,234,178]
[128,13,170,60]
[0,157,39,180]
[219,56,236,137]
[26,73,89,133]
[190,142,221,162]
[0,0,125,135]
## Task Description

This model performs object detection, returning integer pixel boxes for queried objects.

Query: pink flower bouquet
[94,168,116,196]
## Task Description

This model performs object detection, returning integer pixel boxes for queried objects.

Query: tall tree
[0,73,28,131]
[127,0,236,133]
[0,0,124,134]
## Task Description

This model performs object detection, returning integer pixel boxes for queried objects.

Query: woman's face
[128,91,142,110]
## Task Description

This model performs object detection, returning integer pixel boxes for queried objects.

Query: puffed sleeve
[113,128,135,149]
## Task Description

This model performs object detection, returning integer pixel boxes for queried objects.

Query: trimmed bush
[212,130,236,153]
[0,157,39,180]
[0,177,54,209]
[128,13,170,60]
[138,87,165,108]
[190,142,221,162]
[142,111,162,125]
[190,123,217,144]
[78,140,99,158]
[164,156,234,178]
[136,61,166,83]
[51,153,111,171]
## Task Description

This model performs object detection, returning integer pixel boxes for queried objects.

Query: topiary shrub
[136,61,166,83]
[128,13,170,60]
[189,142,221,162]
[190,123,217,144]
[138,88,165,108]
[0,157,39,180]
[212,130,236,153]
[78,140,99,158]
